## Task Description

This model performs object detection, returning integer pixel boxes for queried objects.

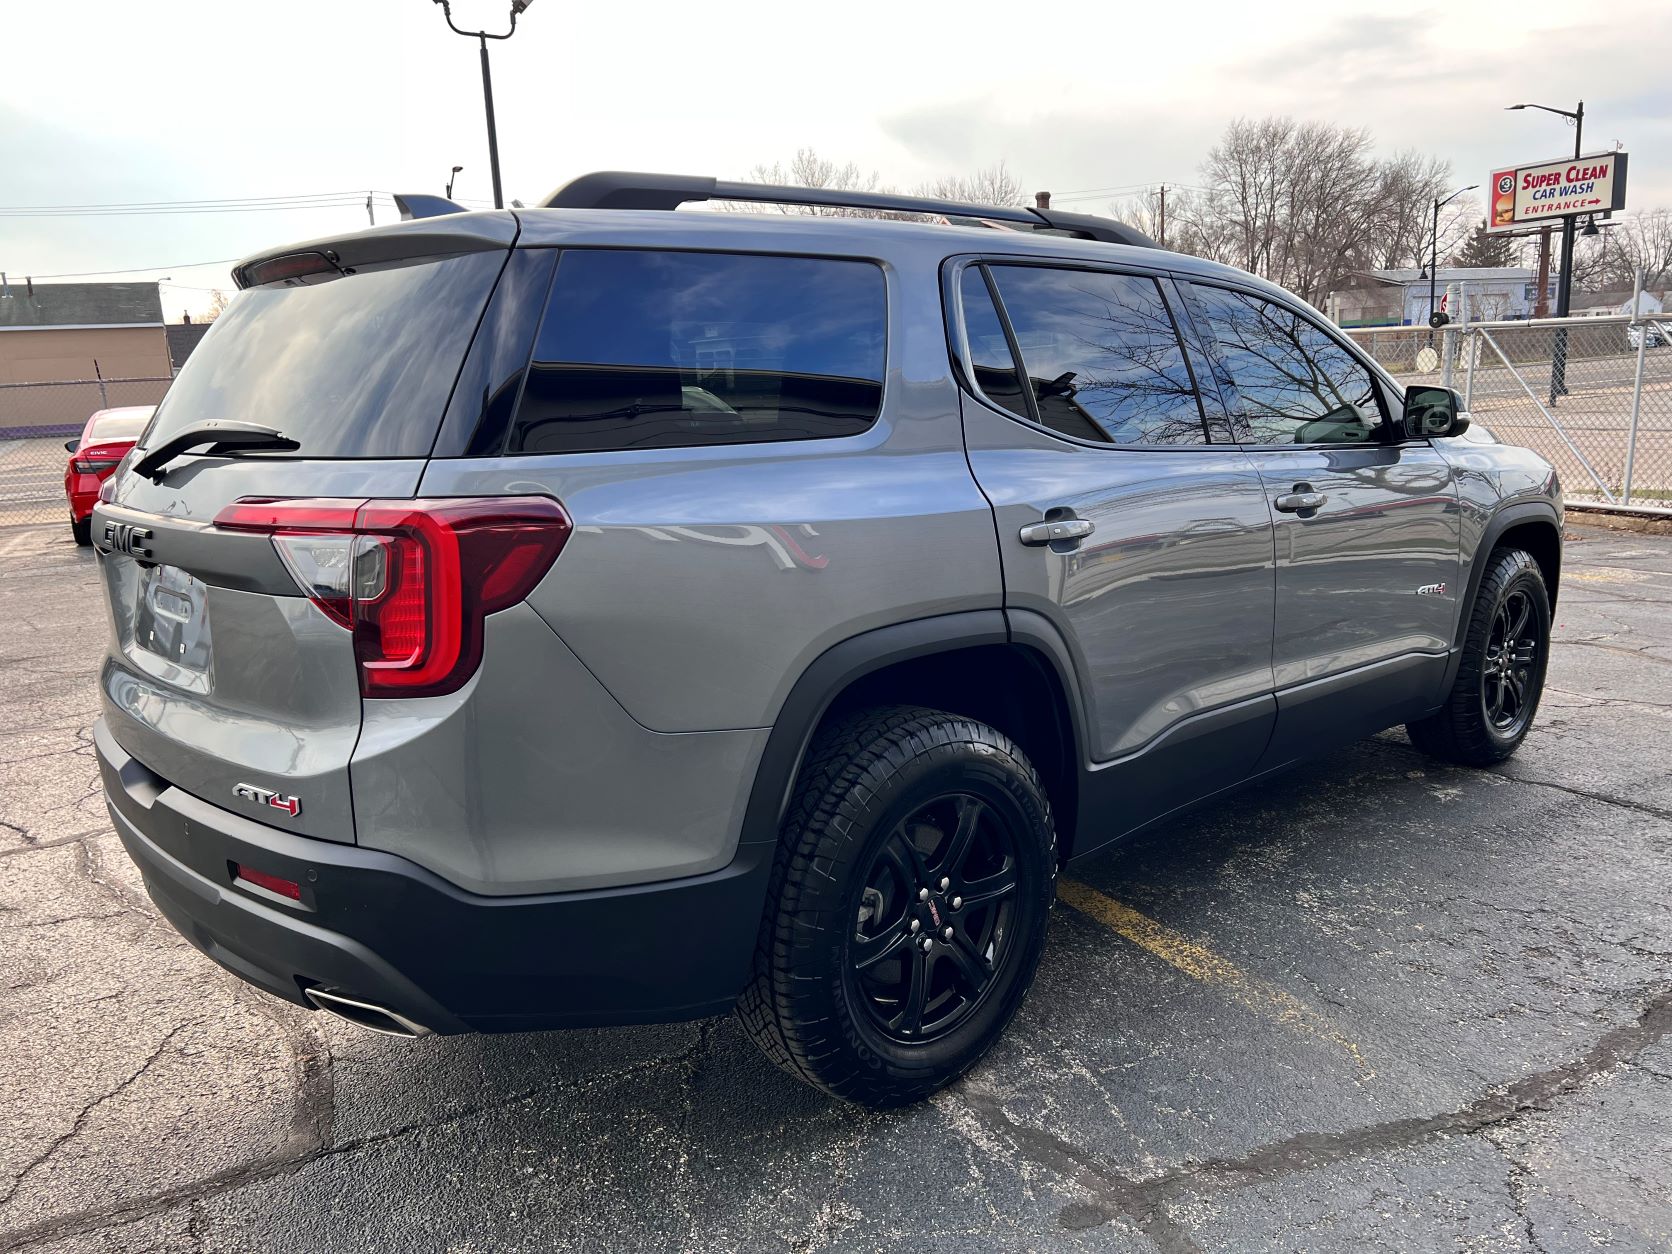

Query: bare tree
[916,161,1026,207]
[1187,117,1467,303]
[738,148,894,216]
[1598,208,1672,291]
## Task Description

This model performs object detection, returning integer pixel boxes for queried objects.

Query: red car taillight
[214,496,572,698]
[72,441,136,475]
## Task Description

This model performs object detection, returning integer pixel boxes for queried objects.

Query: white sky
[3,0,1668,320]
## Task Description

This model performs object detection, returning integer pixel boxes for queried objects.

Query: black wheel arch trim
[1442,500,1561,692]
[738,611,1011,849]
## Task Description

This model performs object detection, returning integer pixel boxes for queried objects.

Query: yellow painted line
[1057,878,1373,1078]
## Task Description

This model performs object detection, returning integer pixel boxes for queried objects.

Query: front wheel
[1406,547,1550,766]
[737,706,1057,1107]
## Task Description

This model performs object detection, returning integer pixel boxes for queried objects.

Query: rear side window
[508,250,886,454]
[143,251,506,459]
[984,265,1209,446]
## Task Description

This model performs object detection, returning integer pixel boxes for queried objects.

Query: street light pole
[1428,184,1478,341]
[1506,100,1584,401]
[431,1,534,210]
[446,165,463,199]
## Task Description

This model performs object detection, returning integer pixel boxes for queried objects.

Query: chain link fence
[1348,312,1672,512]
[0,377,171,530]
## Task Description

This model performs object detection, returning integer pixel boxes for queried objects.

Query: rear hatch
[93,215,519,842]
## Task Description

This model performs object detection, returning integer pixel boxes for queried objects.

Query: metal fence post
[1623,268,1648,504]
[93,359,109,410]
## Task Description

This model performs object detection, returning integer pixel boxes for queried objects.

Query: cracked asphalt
[3,518,1671,1252]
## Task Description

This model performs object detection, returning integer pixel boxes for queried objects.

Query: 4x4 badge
[232,782,302,817]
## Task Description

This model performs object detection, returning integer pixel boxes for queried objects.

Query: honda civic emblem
[232,782,302,817]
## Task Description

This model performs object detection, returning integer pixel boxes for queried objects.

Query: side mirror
[64,439,80,453]
[1402,385,1471,439]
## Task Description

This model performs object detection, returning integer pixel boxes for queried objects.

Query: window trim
[502,244,892,459]
[1172,277,1421,453]
[944,255,1223,453]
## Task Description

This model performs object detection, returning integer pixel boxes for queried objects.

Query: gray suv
[91,173,1561,1107]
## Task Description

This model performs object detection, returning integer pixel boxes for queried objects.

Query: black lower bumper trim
[96,719,772,1032]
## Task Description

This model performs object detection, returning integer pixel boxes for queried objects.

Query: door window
[981,265,1209,446]
[1183,285,1384,446]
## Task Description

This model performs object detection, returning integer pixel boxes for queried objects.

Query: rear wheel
[70,516,92,547]
[1406,547,1550,766]
[737,706,1056,1107]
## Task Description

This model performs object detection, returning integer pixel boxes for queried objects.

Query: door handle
[1274,490,1327,514]
[1019,517,1095,546]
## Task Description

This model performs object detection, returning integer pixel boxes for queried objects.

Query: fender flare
[736,610,1011,848]
[1440,499,1563,692]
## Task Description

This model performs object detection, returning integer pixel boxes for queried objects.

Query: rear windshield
[88,409,153,443]
[507,250,886,454]
[141,251,505,459]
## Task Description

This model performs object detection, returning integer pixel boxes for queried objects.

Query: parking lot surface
[3,519,1671,1252]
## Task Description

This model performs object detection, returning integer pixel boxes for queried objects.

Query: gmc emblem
[103,521,153,558]
[232,783,302,818]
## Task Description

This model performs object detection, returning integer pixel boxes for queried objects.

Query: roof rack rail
[538,171,1160,249]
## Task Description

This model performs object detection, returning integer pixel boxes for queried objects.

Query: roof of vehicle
[233,205,1306,315]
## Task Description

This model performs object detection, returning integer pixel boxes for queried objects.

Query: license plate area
[135,564,215,681]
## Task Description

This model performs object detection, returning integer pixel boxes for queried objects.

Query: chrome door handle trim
[1273,492,1327,513]
[1019,518,1095,546]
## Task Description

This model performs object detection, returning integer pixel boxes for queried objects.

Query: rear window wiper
[133,421,301,482]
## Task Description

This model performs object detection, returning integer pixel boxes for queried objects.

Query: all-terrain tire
[1406,546,1550,767]
[736,705,1057,1108]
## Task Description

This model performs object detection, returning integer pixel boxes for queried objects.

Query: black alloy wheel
[848,793,1020,1043]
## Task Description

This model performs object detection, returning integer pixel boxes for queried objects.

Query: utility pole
[365,193,375,226]
[1158,185,1167,247]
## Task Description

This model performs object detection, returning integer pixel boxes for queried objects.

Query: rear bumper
[96,718,772,1032]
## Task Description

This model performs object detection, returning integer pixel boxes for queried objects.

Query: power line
[22,259,241,279]
[0,189,389,212]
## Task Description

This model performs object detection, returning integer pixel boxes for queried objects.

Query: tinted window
[1184,286,1384,445]
[986,266,1207,446]
[509,250,885,454]
[958,267,1029,421]
[142,252,505,458]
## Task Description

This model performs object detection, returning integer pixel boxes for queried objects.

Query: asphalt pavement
[2,519,1671,1252]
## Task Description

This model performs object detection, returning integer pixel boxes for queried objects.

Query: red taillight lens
[214,496,571,698]
[234,863,302,901]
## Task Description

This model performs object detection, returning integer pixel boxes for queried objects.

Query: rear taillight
[214,496,571,698]
[73,441,135,475]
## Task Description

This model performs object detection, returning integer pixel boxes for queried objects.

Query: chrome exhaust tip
[303,987,432,1038]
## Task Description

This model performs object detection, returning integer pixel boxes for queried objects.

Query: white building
[1326,268,1556,328]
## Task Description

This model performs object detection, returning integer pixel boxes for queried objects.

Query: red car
[65,405,154,545]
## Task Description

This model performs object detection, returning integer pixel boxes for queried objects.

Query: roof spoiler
[393,192,468,221]
[539,171,1161,249]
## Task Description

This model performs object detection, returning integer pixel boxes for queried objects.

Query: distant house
[0,280,173,432]
[1326,268,1555,328]
[166,319,212,372]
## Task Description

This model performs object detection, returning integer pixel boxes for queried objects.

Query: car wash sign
[1487,151,1628,233]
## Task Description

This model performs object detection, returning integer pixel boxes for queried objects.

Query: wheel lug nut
[919,936,933,952]
[909,918,921,933]
[918,887,930,901]
[951,896,963,910]
[942,926,954,940]
[939,877,951,891]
